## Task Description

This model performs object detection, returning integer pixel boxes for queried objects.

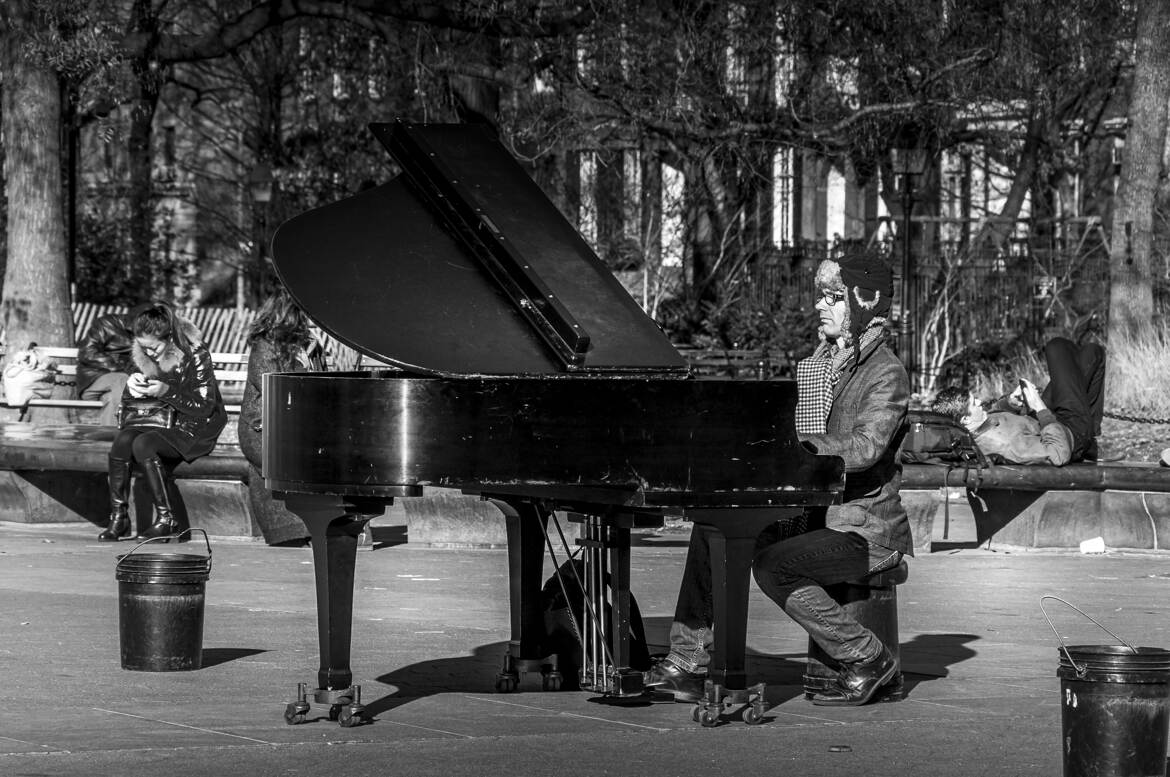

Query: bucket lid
[116,552,211,571]
[115,552,211,583]
[114,530,212,577]
[1058,644,1170,681]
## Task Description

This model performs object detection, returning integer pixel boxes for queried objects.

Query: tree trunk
[1,10,74,367]
[1106,0,1170,345]
[126,85,159,298]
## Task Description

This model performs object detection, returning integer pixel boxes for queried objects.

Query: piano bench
[801,559,909,703]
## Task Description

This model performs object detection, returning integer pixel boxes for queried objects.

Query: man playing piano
[648,251,913,707]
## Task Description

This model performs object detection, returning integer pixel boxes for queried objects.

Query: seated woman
[237,287,327,547]
[97,303,227,541]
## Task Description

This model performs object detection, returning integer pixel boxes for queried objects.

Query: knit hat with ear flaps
[836,251,894,344]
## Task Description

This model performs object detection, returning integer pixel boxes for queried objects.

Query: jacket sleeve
[801,355,909,472]
[158,346,221,419]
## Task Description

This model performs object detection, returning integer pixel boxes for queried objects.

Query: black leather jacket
[125,329,227,461]
[76,312,137,393]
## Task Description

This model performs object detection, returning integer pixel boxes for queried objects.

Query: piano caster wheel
[328,704,343,721]
[541,670,563,692]
[691,703,722,726]
[743,703,764,725]
[284,701,309,725]
[495,673,519,693]
[699,705,722,727]
[337,704,363,728]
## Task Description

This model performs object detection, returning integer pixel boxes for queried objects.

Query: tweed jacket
[799,333,913,555]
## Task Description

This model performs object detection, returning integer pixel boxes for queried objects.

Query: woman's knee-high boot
[139,456,178,540]
[97,456,133,541]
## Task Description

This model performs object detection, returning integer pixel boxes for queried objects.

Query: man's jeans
[666,525,901,672]
[80,372,129,427]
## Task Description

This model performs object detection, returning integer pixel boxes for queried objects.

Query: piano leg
[277,492,384,726]
[495,499,557,692]
[685,507,804,726]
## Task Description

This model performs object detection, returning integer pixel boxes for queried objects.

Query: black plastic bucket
[1044,597,1170,777]
[115,529,212,672]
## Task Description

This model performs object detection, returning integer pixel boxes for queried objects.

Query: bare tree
[1106,0,1170,344]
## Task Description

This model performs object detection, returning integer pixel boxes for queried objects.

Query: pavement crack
[92,707,277,746]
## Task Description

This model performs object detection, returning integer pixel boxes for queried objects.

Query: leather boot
[97,456,133,541]
[139,456,179,540]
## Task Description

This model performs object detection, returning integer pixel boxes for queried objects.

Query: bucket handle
[1040,595,1137,677]
[114,528,212,574]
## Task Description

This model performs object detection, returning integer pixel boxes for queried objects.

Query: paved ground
[1,520,1168,777]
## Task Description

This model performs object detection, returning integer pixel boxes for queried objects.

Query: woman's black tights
[109,428,188,538]
[110,428,183,463]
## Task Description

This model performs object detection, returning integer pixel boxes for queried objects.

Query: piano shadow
[366,642,516,716]
[357,628,981,720]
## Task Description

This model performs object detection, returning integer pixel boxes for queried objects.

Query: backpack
[540,557,652,691]
[901,410,989,468]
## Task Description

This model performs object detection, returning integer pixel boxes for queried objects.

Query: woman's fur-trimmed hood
[130,318,204,377]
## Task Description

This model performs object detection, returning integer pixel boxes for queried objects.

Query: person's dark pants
[665,522,901,671]
[752,529,902,665]
[110,429,190,534]
[1041,337,1105,461]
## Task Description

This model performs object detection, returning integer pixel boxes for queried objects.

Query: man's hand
[1007,382,1026,411]
[1019,378,1045,411]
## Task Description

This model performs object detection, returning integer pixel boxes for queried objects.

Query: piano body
[264,121,844,727]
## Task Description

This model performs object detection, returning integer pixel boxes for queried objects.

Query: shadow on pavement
[366,642,512,716]
[201,647,269,668]
[898,632,981,693]
[358,628,981,720]
[632,533,692,548]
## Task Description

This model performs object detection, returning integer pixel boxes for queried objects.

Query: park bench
[0,345,249,420]
[674,346,793,380]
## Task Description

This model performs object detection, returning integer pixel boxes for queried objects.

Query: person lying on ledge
[930,337,1104,466]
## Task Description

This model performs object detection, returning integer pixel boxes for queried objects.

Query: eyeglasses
[819,290,846,304]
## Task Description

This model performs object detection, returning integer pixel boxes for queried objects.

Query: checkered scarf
[795,325,886,435]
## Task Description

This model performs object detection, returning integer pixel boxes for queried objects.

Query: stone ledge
[902,487,1170,552]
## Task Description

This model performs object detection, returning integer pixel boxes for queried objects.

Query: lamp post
[889,145,928,391]
[245,163,275,314]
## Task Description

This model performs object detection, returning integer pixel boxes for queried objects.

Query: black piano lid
[270,121,688,378]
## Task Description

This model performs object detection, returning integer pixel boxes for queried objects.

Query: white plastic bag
[3,345,59,406]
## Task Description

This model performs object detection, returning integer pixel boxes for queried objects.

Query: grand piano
[264,121,844,727]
